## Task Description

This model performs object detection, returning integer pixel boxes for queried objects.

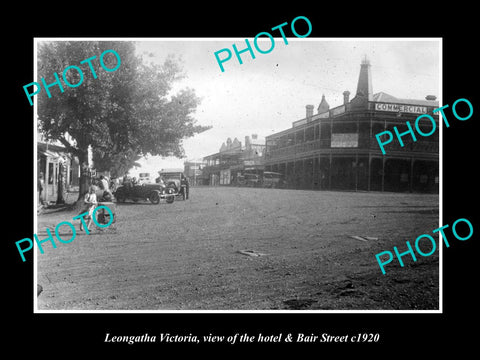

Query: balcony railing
[371,140,439,153]
[265,138,439,159]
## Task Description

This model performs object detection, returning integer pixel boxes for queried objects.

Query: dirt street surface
[36,187,439,311]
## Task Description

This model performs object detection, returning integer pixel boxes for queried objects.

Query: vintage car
[157,170,188,200]
[262,171,286,188]
[237,173,261,187]
[114,182,175,204]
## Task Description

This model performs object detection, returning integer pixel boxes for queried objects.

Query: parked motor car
[114,182,175,204]
[244,173,261,187]
[262,171,286,188]
[236,173,261,187]
[157,170,189,200]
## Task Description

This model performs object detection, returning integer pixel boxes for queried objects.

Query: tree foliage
[37,40,210,196]
[92,148,142,179]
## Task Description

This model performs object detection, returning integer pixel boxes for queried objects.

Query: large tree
[37,41,209,199]
[92,147,143,179]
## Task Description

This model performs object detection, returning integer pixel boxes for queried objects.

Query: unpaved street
[37,187,439,310]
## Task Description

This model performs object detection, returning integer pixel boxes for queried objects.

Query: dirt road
[36,187,439,311]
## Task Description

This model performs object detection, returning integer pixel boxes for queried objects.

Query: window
[320,123,330,139]
[287,133,295,146]
[296,130,304,144]
[305,126,314,141]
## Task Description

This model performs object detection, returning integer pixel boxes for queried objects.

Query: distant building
[203,135,266,185]
[264,58,439,193]
[183,160,207,185]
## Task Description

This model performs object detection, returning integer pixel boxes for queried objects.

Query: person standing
[181,174,189,199]
[99,175,109,191]
[109,178,118,193]
[98,175,113,201]
[38,172,45,206]
[79,185,98,232]
[123,173,133,190]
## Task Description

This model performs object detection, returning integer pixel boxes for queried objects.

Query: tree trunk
[56,159,66,204]
[77,150,91,201]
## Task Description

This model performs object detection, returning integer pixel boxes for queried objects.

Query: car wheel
[149,191,160,204]
[166,195,175,204]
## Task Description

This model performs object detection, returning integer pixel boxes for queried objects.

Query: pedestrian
[99,175,110,191]
[38,172,45,206]
[79,185,98,232]
[181,173,189,199]
[101,189,113,202]
[109,178,118,193]
[123,173,133,190]
[156,174,165,185]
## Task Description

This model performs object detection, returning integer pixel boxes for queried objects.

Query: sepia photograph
[33,38,441,312]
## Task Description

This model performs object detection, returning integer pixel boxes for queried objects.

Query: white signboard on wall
[331,133,358,148]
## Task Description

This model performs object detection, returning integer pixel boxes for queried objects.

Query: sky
[131,38,441,177]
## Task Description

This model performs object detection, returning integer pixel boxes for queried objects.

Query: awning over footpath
[37,142,71,161]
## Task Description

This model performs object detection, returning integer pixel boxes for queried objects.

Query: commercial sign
[375,102,427,114]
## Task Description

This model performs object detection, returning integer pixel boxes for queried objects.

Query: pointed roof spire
[361,54,369,65]
[317,94,330,114]
[356,55,373,101]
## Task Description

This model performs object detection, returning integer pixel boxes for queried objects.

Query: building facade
[264,59,439,193]
[38,141,81,203]
[183,160,207,185]
[203,135,266,185]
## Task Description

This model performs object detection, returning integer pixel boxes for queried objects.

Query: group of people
[122,174,138,189]
[79,174,118,232]
[75,172,190,232]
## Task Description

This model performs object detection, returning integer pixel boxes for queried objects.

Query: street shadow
[382,209,438,215]
[114,201,157,206]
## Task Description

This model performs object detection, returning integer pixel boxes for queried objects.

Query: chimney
[245,135,251,149]
[425,95,437,101]
[306,104,314,119]
[343,90,350,104]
